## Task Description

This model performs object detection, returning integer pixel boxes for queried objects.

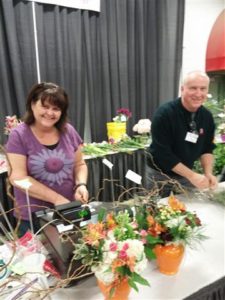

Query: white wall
[181,0,225,79]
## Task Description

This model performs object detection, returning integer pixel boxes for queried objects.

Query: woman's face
[31,99,62,129]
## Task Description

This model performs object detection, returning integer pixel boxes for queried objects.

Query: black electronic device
[53,201,91,225]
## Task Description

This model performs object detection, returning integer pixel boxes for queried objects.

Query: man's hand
[205,173,218,189]
[189,172,210,189]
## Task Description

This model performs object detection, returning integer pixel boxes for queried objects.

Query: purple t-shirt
[6,122,82,220]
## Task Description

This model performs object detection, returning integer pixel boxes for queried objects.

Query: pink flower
[116,108,132,118]
[140,230,148,237]
[122,243,129,251]
[118,250,128,260]
[109,242,118,251]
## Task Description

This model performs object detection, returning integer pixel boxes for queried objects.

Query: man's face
[181,76,209,112]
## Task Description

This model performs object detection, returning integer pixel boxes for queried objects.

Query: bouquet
[135,194,207,256]
[4,115,22,135]
[113,108,132,122]
[132,119,151,135]
[73,209,149,294]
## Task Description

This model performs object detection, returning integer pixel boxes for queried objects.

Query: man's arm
[172,162,210,189]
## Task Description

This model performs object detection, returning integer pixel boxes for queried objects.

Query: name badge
[185,131,199,143]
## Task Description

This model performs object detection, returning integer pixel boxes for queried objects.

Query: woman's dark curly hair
[23,82,69,132]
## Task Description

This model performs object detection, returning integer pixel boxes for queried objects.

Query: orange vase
[97,277,131,300]
[154,244,185,275]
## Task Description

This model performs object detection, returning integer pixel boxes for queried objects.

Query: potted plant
[107,108,132,143]
[73,209,149,300]
[132,119,151,145]
[135,194,207,275]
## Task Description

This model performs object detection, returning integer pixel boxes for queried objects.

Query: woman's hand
[74,185,89,204]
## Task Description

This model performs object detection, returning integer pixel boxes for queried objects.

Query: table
[50,187,225,300]
[86,149,147,202]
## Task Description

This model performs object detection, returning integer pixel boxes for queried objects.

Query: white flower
[218,113,225,118]
[92,264,115,284]
[106,230,116,241]
[125,239,145,260]
[218,123,225,133]
[102,249,117,265]
[133,119,151,134]
[164,215,186,228]
[134,256,148,274]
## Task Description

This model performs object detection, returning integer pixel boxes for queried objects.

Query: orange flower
[84,223,106,246]
[154,222,166,233]
[147,215,155,226]
[106,213,117,230]
[147,221,166,237]
[168,194,186,211]
[111,259,126,272]
[126,256,136,272]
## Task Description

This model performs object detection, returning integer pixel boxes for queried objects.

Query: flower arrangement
[132,119,151,145]
[135,194,207,251]
[113,108,132,122]
[73,209,149,295]
[132,119,151,135]
[4,115,22,135]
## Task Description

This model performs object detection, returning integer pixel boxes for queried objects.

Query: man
[146,70,218,196]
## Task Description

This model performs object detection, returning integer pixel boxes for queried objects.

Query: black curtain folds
[35,4,86,135]
[0,0,185,143]
[0,0,37,144]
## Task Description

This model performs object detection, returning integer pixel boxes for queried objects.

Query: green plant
[204,98,225,127]
[213,144,225,175]
[193,98,225,176]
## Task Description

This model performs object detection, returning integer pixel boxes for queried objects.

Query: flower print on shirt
[29,148,74,186]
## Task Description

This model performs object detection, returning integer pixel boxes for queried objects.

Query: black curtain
[84,0,185,141]
[34,4,86,135]
[0,0,37,144]
[0,0,185,143]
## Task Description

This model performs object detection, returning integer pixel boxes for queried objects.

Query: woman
[6,82,88,236]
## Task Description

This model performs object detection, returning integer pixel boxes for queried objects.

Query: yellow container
[106,122,126,142]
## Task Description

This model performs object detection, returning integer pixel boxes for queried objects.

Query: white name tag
[185,132,199,143]
[125,170,142,184]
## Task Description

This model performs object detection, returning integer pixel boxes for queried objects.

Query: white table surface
[50,186,225,300]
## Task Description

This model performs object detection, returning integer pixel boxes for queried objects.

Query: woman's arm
[7,153,70,205]
[73,145,89,203]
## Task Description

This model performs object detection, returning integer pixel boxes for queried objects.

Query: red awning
[206,9,225,72]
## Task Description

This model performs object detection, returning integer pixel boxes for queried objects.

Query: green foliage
[97,207,106,222]
[213,144,225,175]
[193,143,225,176]
[204,98,225,127]
[193,99,225,176]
